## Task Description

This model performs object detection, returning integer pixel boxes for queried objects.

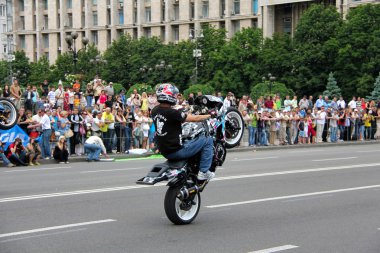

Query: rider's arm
[185,114,211,122]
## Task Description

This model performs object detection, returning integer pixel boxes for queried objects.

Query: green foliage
[29,56,52,84]
[323,72,342,98]
[12,51,31,86]
[183,84,215,97]
[250,82,293,101]
[0,61,9,85]
[112,83,125,94]
[367,73,380,101]
[127,83,154,97]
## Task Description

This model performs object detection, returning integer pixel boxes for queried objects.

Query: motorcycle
[0,98,19,130]
[136,95,244,225]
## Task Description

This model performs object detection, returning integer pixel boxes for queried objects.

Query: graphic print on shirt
[154,114,167,136]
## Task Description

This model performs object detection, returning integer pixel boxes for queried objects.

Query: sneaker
[65,161,70,164]
[197,171,215,181]
[34,162,40,166]
[44,157,50,160]
[29,162,34,166]
[125,150,129,154]
[59,162,65,164]
[7,163,15,167]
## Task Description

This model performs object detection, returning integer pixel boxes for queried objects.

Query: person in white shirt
[348,97,357,109]
[284,96,292,111]
[55,82,64,108]
[48,87,56,107]
[91,111,104,137]
[337,96,346,109]
[29,109,52,159]
[316,106,327,143]
[84,135,109,161]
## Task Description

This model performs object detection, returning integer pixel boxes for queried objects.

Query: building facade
[5,0,379,64]
[0,0,8,60]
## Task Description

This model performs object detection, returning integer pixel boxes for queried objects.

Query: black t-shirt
[151,106,187,156]
[124,111,135,128]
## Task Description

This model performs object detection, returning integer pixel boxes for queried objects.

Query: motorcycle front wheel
[225,107,244,148]
[164,186,201,225]
[0,98,19,130]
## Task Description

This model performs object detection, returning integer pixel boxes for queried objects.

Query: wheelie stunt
[0,98,19,130]
[137,84,244,225]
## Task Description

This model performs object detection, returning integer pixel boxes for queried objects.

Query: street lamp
[155,60,172,83]
[262,73,276,95]
[189,29,204,84]
[139,65,153,83]
[90,55,107,76]
[65,31,89,74]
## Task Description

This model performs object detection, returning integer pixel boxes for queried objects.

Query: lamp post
[262,73,276,95]
[65,31,89,74]
[139,65,153,83]
[155,60,172,83]
[189,29,204,84]
[90,55,107,76]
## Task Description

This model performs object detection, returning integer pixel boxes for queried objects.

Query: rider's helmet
[156,83,179,105]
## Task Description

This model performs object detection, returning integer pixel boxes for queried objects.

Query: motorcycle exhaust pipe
[178,185,200,200]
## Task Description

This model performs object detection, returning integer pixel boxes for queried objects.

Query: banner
[0,125,30,150]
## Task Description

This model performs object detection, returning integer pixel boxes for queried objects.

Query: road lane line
[80,168,144,173]
[2,163,380,203]
[0,219,115,238]
[357,150,380,153]
[248,245,299,253]
[206,184,380,208]
[289,149,324,153]
[312,157,357,162]
[231,157,278,162]
[0,228,87,243]
[4,166,71,173]
[281,194,333,203]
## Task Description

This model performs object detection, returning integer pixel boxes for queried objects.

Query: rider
[151,83,215,181]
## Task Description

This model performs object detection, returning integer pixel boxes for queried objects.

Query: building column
[262,5,274,38]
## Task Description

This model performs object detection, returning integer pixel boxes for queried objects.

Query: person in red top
[264,96,274,111]
[7,138,27,166]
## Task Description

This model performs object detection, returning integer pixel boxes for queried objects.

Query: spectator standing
[284,96,292,111]
[337,96,346,109]
[47,87,56,107]
[115,109,126,153]
[315,95,324,110]
[69,109,84,155]
[316,106,326,143]
[105,82,115,99]
[248,107,258,146]
[348,97,357,109]
[91,111,104,137]
[3,84,10,98]
[97,90,107,111]
[53,136,69,164]
[55,82,64,108]
[40,80,49,96]
[124,106,134,153]
[23,85,34,112]
[85,83,94,108]
[338,109,346,141]
[101,108,115,153]
[148,93,157,112]
[264,96,274,111]
[187,93,195,106]
[328,110,339,143]
[93,79,104,104]
[68,87,75,110]
[31,86,39,114]
[330,97,338,111]
[10,79,22,109]
[37,109,52,159]
[298,95,309,111]
[291,96,298,110]
[308,96,314,110]
[140,110,152,150]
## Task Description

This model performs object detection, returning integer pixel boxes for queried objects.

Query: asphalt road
[1,144,380,253]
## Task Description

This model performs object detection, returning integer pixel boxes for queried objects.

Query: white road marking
[4,166,71,173]
[281,194,333,203]
[312,157,357,162]
[0,228,87,243]
[0,219,115,238]
[357,150,380,153]
[2,162,380,203]
[230,157,278,162]
[248,245,299,253]
[289,149,324,153]
[80,168,144,173]
[206,184,380,208]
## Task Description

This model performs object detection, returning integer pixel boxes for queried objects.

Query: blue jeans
[248,126,256,146]
[0,153,11,165]
[86,96,93,108]
[84,143,102,161]
[42,129,52,158]
[338,125,345,140]
[165,136,213,173]
[330,126,337,142]
[259,129,267,145]
[124,127,132,151]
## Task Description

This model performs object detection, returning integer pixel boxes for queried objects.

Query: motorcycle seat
[166,160,187,169]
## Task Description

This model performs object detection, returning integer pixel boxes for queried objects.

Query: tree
[367,73,380,101]
[29,56,52,84]
[293,4,342,96]
[323,72,341,98]
[12,51,31,86]
[183,84,215,97]
[250,81,293,101]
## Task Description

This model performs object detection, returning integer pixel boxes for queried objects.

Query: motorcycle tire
[225,107,244,149]
[0,98,19,130]
[164,186,201,225]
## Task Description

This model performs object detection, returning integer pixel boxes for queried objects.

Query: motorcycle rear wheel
[164,186,201,225]
[0,98,19,130]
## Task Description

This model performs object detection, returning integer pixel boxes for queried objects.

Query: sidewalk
[37,140,380,165]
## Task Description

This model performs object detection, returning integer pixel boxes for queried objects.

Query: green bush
[127,83,154,97]
[183,84,215,98]
[113,83,125,94]
[250,82,293,101]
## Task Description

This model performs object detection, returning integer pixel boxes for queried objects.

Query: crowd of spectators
[1,76,380,167]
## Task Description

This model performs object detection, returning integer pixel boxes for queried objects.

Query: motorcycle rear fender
[136,163,170,185]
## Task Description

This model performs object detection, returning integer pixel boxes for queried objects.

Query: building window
[92,31,98,45]
[43,15,48,29]
[57,0,60,9]
[190,3,194,19]
[92,0,97,5]
[57,14,61,28]
[202,1,209,18]
[145,7,151,23]
[3,45,7,53]
[233,0,240,15]
[253,0,258,15]
[161,3,165,21]
[93,11,98,26]
[67,0,72,9]
[283,17,292,34]
[20,16,25,30]
[220,0,226,17]
[144,27,151,38]
[19,0,24,11]
[173,4,179,20]
[119,10,124,24]
[173,25,179,41]
[0,5,6,16]
[43,34,49,48]
[133,8,137,23]
[43,0,48,10]
[107,9,111,25]
[232,20,240,34]
[67,13,73,27]
[81,12,85,27]
[19,35,26,49]
[2,24,6,33]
